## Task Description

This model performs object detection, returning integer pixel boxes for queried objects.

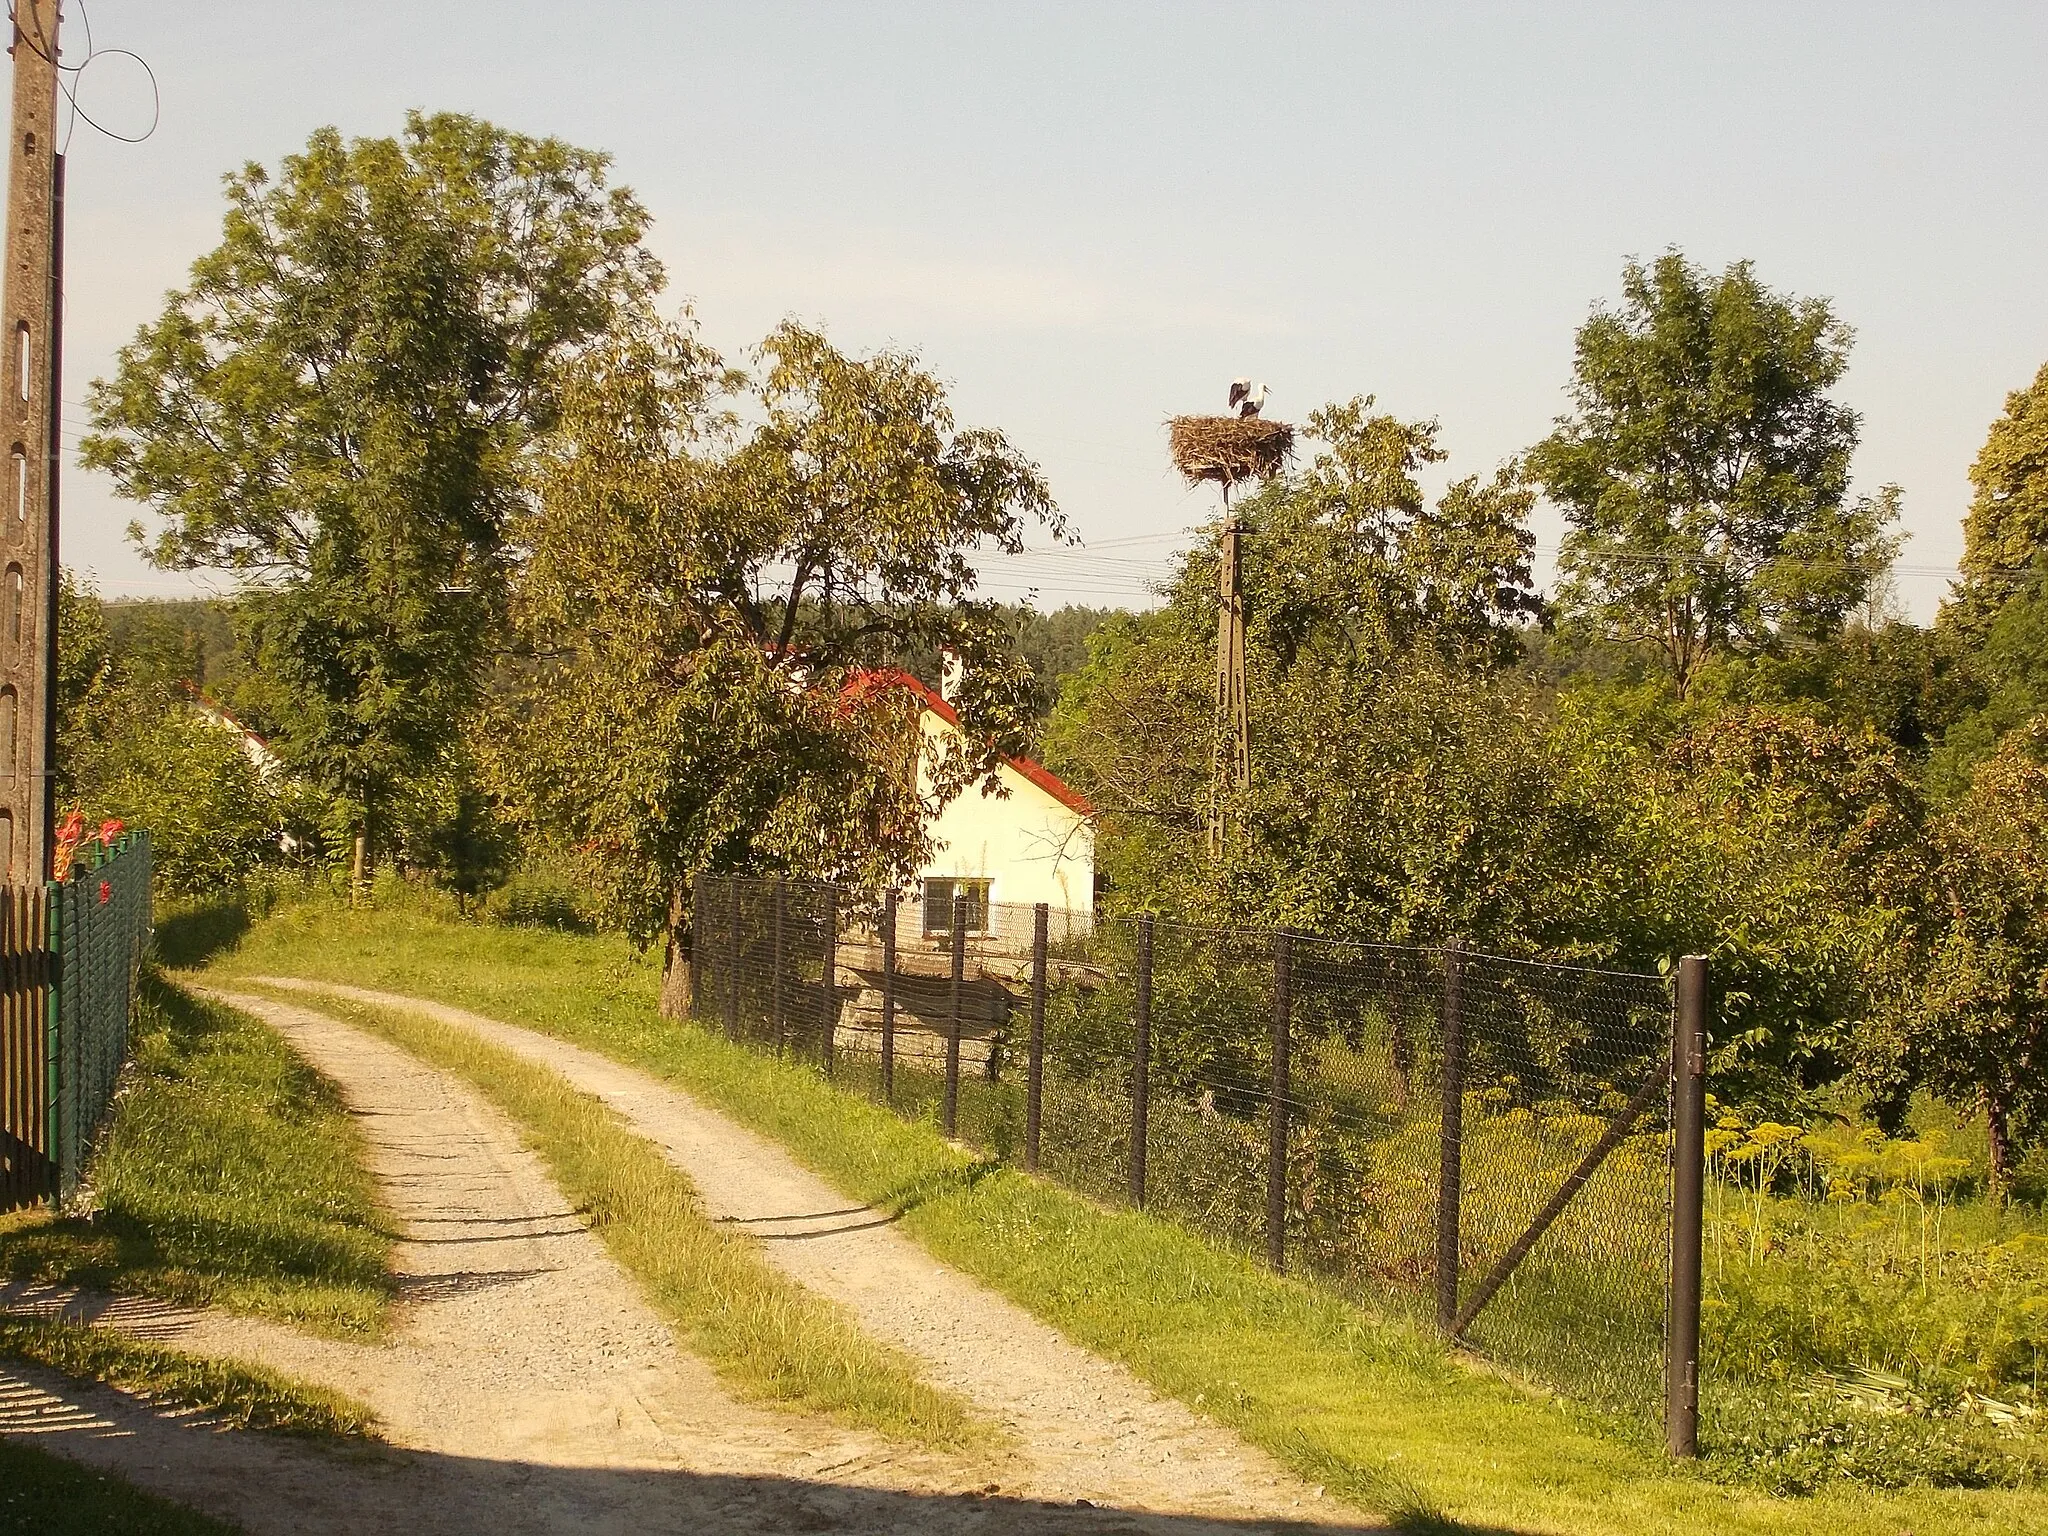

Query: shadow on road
[0,1356,1536,1536]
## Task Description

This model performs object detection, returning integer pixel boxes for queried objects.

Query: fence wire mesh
[692,875,1675,1423]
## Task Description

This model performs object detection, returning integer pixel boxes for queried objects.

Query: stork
[1227,379,1267,418]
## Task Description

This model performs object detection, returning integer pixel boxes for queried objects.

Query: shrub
[485,870,597,933]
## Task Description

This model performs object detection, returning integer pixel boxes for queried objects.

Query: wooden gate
[0,887,51,1209]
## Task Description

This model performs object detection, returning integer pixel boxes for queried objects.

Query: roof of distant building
[847,668,1095,818]
[180,680,275,751]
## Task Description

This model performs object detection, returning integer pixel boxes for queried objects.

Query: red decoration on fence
[53,809,86,882]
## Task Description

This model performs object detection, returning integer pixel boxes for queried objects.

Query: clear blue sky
[49,1,2048,618]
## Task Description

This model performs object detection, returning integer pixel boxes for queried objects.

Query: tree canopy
[486,315,1063,991]
[1047,400,1552,935]
[1529,251,1900,699]
[1948,361,2048,638]
[81,112,661,864]
[1909,718,2048,1193]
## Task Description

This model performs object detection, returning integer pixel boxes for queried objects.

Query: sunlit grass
[0,1313,377,1437]
[0,971,393,1338]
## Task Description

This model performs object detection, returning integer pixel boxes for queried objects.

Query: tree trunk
[1981,1082,2012,1204]
[1389,1010,1414,1112]
[350,819,369,907]
[659,883,692,1021]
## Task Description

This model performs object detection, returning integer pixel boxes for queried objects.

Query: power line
[6,0,161,150]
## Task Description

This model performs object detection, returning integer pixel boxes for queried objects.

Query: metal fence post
[723,878,740,1042]
[1268,928,1292,1272]
[771,877,788,1054]
[880,893,898,1103]
[1669,954,1708,1458]
[1436,939,1465,1333]
[819,887,838,1076]
[1130,913,1154,1209]
[688,874,704,1018]
[944,891,966,1136]
[1026,902,1048,1173]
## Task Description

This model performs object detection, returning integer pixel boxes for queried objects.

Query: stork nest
[1167,415,1295,486]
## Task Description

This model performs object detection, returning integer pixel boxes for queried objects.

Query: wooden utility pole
[0,0,60,883]
[1207,485,1249,858]
[0,0,59,884]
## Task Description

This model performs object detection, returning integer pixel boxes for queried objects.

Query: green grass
[0,970,393,1338]
[226,981,985,1452]
[0,1439,234,1536]
[212,889,2048,1535]
[0,1313,377,1436]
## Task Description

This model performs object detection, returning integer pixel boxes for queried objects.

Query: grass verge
[235,983,987,1452]
[214,895,2048,1535]
[0,1439,234,1536]
[0,970,392,1338]
[0,1313,376,1436]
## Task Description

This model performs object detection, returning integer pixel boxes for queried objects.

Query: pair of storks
[1226,378,1268,418]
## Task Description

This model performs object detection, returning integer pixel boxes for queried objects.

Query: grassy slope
[0,971,392,1337]
[238,984,984,1450]
[0,1440,234,1536]
[214,897,2048,1536]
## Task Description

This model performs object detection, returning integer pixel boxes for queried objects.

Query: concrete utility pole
[1207,486,1249,859]
[0,0,59,883]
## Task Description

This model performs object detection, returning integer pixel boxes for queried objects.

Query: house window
[922,877,991,937]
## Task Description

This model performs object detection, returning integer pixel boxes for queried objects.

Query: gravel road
[244,979,1363,1526]
[1,983,1382,1533]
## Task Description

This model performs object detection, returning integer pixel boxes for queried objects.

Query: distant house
[182,683,285,780]
[182,684,304,856]
[857,668,1095,940]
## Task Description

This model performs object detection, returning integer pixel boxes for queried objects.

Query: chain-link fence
[692,875,1694,1437]
[0,830,154,1210]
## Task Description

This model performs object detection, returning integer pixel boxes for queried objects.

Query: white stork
[1227,379,1267,418]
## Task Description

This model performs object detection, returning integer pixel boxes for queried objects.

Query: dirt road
[3,986,1378,1534]
[242,979,1356,1523]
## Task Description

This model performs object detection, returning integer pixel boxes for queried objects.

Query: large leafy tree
[1909,718,2048,1197]
[1654,711,1929,1106]
[1529,251,1900,700]
[1946,361,2048,638]
[488,316,1062,1009]
[81,112,661,874]
[1916,364,2048,797]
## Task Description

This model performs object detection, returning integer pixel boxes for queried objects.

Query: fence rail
[691,874,1707,1451]
[0,831,153,1211]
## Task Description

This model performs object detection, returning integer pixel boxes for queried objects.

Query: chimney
[941,650,963,706]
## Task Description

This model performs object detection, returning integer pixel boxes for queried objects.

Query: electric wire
[7,0,160,150]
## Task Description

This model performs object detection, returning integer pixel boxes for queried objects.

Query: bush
[88,713,288,894]
[1703,1381,2042,1494]
[484,870,597,933]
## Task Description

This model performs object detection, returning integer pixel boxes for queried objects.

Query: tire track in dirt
[5,989,1377,1533]
[244,978,1369,1529]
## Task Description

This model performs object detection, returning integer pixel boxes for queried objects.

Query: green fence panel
[46,831,153,1202]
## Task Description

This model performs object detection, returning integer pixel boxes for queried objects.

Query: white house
[862,668,1095,943]
[183,683,286,779]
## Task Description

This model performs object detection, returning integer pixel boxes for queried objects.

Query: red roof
[180,680,275,750]
[847,668,1095,817]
